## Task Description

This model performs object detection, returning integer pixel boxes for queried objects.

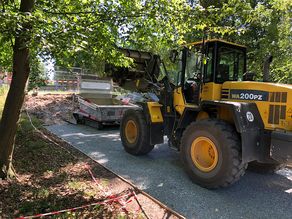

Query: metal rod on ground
[86,164,109,196]
[133,190,150,219]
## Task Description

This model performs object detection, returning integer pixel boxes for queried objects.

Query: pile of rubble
[23,94,78,125]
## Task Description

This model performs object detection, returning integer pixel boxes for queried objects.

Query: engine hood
[222,81,292,131]
[222,81,292,101]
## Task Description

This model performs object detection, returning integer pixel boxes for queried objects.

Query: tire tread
[181,119,247,189]
[120,109,154,155]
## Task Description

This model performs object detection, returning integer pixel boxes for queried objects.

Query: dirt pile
[24,94,78,125]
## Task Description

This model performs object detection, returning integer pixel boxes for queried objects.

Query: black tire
[248,161,284,174]
[74,114,85,124]
[120,109,154,155]
[97,122,104,130]
[180,119,247,189]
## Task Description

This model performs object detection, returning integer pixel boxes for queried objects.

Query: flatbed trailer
[73,76,137,129]
[74,95,137,129]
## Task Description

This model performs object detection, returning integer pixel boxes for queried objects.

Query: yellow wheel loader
[119,39,292,189]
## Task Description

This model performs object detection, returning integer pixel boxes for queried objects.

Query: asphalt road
[47,124,292,219]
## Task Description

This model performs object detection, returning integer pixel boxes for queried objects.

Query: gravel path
[47,124,292,219]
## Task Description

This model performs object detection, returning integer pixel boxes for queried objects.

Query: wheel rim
[125,120,138,144]
[191,137,218,172]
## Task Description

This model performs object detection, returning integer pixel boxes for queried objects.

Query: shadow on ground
[0,120,117,218]
[47,123,292,219]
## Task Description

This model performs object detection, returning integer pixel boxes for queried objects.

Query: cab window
[216,47,245,83]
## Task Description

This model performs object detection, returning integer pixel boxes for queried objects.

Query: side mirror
[169,50,178,63]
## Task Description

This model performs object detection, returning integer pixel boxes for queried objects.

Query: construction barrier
[16,164,146,219]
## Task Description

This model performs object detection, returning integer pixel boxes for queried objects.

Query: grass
[30,90,75,95]
[0,84,8,95]
[0,114,106,217]
[0,85,8,117]
[0,112,135,218]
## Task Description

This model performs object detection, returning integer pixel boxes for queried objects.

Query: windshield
[165,47,203,85]
[216,47,245,83]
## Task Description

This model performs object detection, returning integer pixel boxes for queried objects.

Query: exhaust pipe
[263,54,273,82]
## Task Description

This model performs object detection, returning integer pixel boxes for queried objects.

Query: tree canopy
[0,0,290,83]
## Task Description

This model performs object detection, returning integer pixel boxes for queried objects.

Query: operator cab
[200,40,246,84]
[176,39,247,104]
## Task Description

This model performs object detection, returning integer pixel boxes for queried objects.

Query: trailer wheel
[180,119,247,189]
[248,161,284,173]
[97,122,104,130]
[73,113,85,124]
[120,109,154,155]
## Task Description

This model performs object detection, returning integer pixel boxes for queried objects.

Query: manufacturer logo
[246,111,254,122]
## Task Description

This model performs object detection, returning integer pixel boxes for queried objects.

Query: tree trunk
[0,0,34,179]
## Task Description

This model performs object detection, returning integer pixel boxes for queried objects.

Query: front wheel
[120,109,154,155]
[180,119,247,189]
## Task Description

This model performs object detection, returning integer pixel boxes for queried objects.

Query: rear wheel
[248,161,284,173]
[120,109,154,155]
[180,119,247,189]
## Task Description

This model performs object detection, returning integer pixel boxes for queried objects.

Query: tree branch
[43,9,100,15]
